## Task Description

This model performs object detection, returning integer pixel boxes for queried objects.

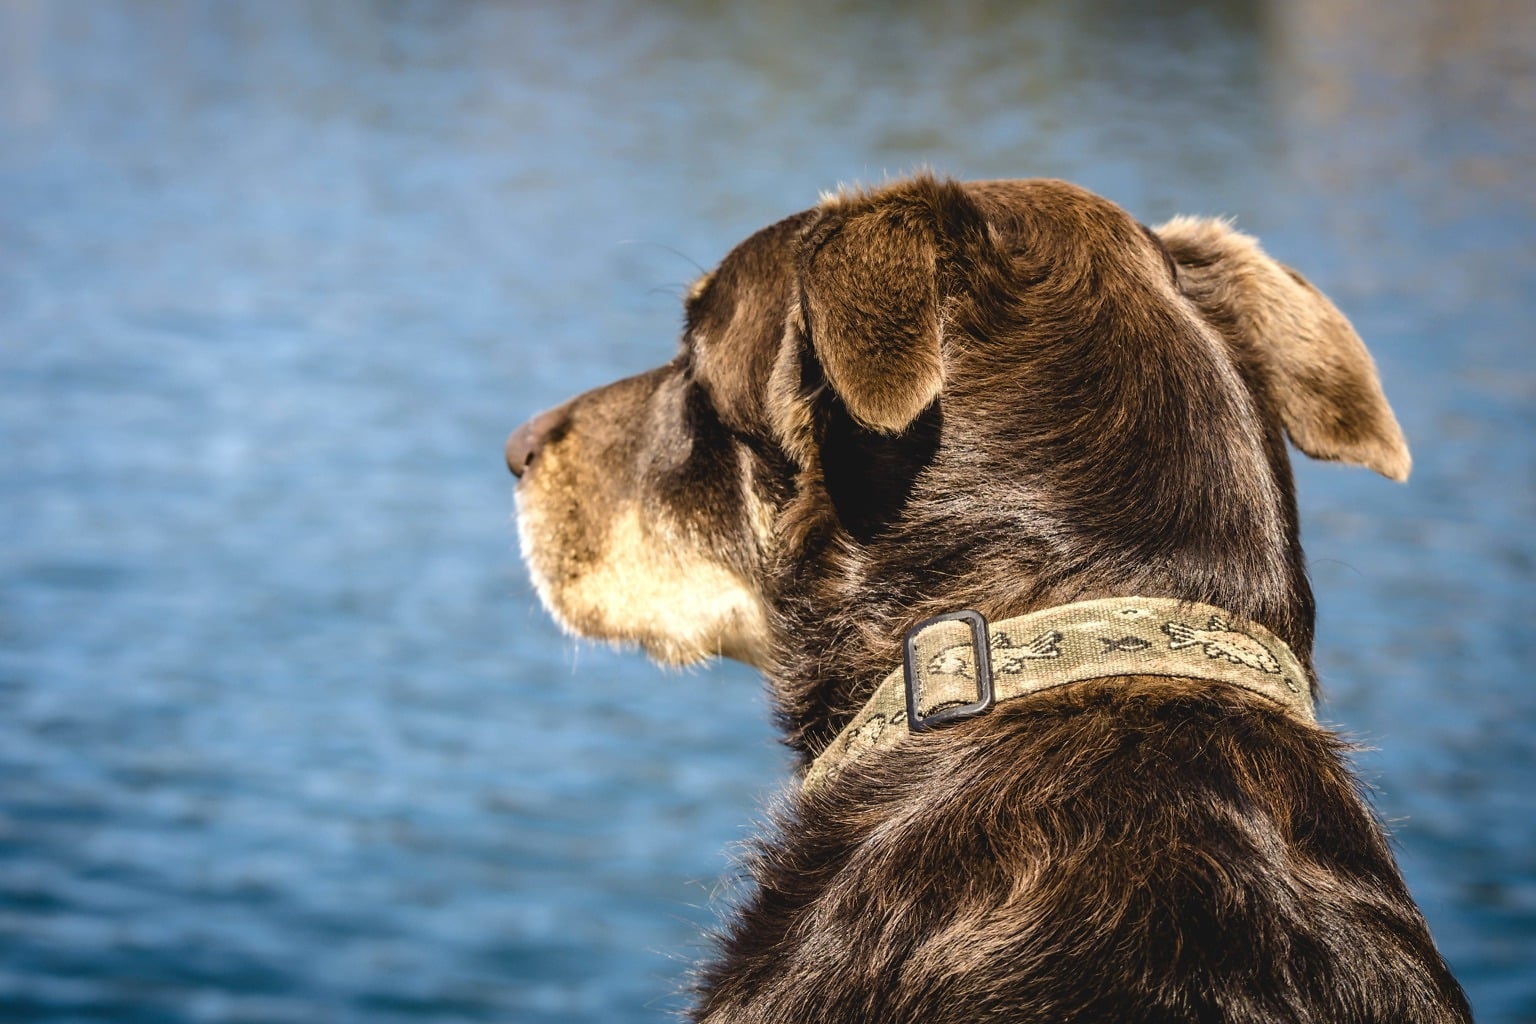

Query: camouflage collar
[803,597,1315,791]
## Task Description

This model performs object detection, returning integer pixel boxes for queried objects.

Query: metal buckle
[904,609,995,732]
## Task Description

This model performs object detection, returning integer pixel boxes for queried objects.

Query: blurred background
[1,1,1531,1021]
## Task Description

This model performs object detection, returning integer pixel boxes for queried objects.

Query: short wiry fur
[508,176,1468,1022]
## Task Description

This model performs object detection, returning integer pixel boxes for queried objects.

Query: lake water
[1,1,1532,1021]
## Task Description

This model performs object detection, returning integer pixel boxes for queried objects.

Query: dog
[507,176,1470,1022]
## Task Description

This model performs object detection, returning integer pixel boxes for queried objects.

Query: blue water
[0,2,1531,1021]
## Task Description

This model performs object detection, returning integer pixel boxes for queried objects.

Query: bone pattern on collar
[803,597,1316,791]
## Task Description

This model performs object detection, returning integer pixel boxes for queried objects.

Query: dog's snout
[506,409,560,478]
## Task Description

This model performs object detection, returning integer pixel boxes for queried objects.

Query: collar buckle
[904,609,995,732]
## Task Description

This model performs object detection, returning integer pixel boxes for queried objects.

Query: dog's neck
[763,304,1318,756]
[801,596,1317,788]
[765,557,1317,758]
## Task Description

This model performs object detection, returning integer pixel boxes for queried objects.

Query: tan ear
[797,178,972,434]
[1156,216,1411,482]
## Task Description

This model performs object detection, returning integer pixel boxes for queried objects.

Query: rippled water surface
[1,2,1532,1021]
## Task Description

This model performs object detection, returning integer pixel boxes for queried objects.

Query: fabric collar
[803,597,1315,790]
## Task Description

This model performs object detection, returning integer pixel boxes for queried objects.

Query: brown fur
[509,176,1468,1022]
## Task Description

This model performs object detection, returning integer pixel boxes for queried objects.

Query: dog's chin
[533,585,770,670]
[516,498,771,670]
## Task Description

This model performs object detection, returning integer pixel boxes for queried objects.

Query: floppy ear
[797,178,974,434]
[1156,216,1411,482]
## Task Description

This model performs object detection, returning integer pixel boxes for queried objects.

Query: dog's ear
[796,178,977,434]
[1155,217,1411,482]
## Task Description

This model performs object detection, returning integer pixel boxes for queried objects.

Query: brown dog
[508,177,1470,1022]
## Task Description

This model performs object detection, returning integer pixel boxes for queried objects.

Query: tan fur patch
[516,447,769,668]
[686,272,714,303]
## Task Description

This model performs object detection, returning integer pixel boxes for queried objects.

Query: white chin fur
[516,494,770,669]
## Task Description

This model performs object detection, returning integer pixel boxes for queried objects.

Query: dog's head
[509,176,1409,752]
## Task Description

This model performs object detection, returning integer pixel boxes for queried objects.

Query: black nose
[506,409,561,478]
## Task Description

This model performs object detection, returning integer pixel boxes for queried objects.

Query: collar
[803,597,1315,790]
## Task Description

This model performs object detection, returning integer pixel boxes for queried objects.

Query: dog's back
[699,678,1466,1022]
